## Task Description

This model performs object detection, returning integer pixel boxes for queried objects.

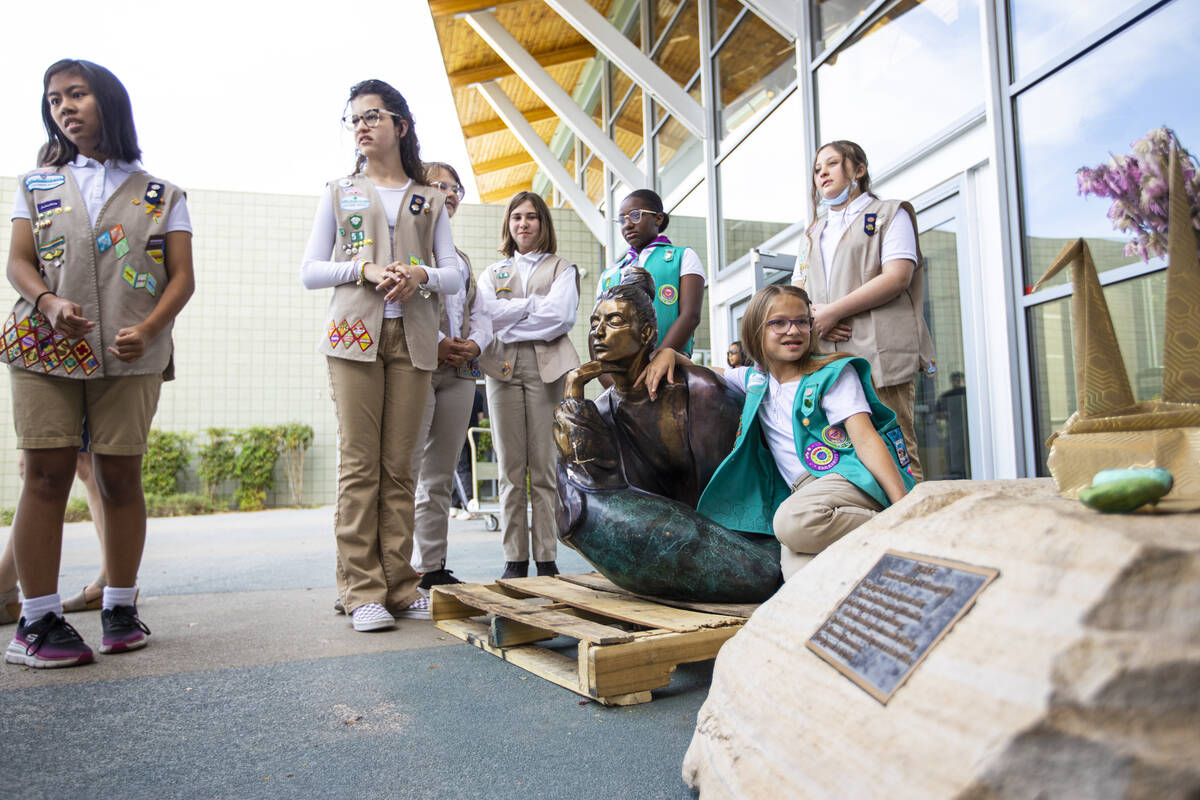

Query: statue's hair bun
[618,266,656,300]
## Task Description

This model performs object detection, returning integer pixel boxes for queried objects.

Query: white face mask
[821,179,857,209]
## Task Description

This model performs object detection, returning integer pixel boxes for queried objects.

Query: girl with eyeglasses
[643,284,914,579]
[408,161,491,591]
[5,59,196,667]
[794,140,934,480]
[596,189,704,358]
[301,79,462,632]
[477,192,580,579]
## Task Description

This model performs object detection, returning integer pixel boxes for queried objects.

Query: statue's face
[589,298,651,366]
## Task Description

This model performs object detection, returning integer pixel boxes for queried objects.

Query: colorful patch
[747,371,768,389]
[145,275,157,296]
[109,224,125,244]
[458,359,482,379]
[658,284,678,306]
[327,321,341,347]
[664,248,675,262]
[350,319,367,340]
[349,214,363,229]
[497,271,509,280]
[41,352,59,372]
[36,199,61,214]
[409,255,424,267]
[24,173,65,191]
[123,264,138,287]
[495,286,512,296]
[62,354,79,374]
[350,230,365,243]
[340,194,370,212]
[6,344,21,362]
[821,424,852,451]
[134,273,148,290]
[144,182,164,206]
[885,428,911,467]
[500,361,512,377]
[145,236,165,263]
[803,442,839,472]
[356,330,373,352]
[409,195,425,215]
[337,319,352,349]
[113,238,130,258]
[38,236,65,261]
[96,231,113,252]
[81,353,100,375]
[864,213,877,236]
[22,348,38,367]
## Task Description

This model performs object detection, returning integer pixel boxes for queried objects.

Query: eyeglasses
[341,108,400,132]
[431,180,465,201]
[612,209,658,226]
[764,317,811,335]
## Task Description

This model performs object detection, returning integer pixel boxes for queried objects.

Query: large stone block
[683,479,1200,799]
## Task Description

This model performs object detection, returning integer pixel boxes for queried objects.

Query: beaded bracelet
[34,290,56,313]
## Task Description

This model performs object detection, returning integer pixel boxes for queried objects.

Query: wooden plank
[557,573,761,619]
[433,583,634,644]
[498,576,746,631]
[490,616,557,647]
[438,618,652,706]
[475,151,534,174]
[447,43,596,89]
[430,587,479,621]
[463,106,557,138]
[429,0,525,17]
[588,627,742,697]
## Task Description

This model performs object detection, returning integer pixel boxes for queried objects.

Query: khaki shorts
[9,368,163,455]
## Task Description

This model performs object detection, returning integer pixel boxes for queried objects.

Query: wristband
[34,291,56,313]
[355,260,368,286]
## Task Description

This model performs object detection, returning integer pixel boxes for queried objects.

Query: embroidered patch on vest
[144,182,164,206]
[804,442,839,471]
[663,248,675,262]
[145,236,165,263]
[658,284,678,306]
[501,361,512,377]
[38,236,65,261]
[337,319,352,349]
[96,231,113,252]
[327,320,341,348]
[821,424,852,450]
[864,213,877,236]
[885,428,911,467]
[409,195,425,215]
[349,214,363,229]
[36,199,60,214]
[25,173,65,191]
[340,194,370,212]
[351,231,365,243]
[747,371,768,389]
[496,286,512,296]
[113,238,130,259]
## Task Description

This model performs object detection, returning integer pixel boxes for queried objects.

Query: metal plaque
[806,550,998,704]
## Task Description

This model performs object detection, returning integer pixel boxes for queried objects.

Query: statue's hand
[635,348,678,401]
[565,360,607,399]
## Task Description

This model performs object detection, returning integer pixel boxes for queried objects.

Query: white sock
[21,593,63,621]
[102,586,137,610]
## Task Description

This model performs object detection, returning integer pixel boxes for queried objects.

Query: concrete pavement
[0,508,705,799]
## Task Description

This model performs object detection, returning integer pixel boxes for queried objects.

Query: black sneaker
[501,561,529,579]
[419,569,464,589]
[100,605,151,654]
[535,560,560,577]
[5,612,94,668]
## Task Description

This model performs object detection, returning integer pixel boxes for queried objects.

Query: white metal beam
[543,0,708,140]
[475,81,608,244]
[465,10,645,190]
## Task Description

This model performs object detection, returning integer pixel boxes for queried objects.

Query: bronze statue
[554,270,782,602]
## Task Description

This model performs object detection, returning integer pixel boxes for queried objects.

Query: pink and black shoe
[99,605,151,654]
[5,612,95,668]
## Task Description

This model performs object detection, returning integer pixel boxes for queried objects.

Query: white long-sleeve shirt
[476,251,578,344]
[300,181,461,318]
[441,250,493,353]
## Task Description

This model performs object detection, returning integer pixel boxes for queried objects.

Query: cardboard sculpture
[1032,145,1200,511]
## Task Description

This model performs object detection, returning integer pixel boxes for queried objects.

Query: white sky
[1,1,478,201]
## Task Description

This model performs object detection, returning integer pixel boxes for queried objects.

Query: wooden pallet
[431,574,757,706]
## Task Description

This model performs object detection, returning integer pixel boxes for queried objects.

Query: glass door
[913,194,972,480]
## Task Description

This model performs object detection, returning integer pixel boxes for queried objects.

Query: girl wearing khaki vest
[301,80,462,632]
[5,60,196,668]
[478,192,580,579]
[793,140,934,480]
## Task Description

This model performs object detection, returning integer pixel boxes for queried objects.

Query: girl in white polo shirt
[5,59,195,668]
[793,140,934,480]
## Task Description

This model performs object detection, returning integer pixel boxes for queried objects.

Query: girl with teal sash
[643,284,914,578]
[596,189,704,357]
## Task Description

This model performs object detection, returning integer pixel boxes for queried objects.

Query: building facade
[430,0,1193,481]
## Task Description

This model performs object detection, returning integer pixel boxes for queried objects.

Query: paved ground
[0,508,705,799]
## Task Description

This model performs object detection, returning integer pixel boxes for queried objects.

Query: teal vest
[598,244,692,356]
[697,357,916,535]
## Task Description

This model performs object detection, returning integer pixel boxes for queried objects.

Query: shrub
[233,426,283,511]
[278,423,314,506]
[197,428,238,503]
[145,493,216,518]
[143,430,193,496]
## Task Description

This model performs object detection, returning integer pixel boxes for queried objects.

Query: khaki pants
[774,472,882,579]
[875,379,922,481]
[327,318,431,614]
[411,367,475,573]
[485,343,563,563]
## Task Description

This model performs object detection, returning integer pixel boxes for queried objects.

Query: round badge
[821,424,852,450]
[658,284,678,306]
[804,442,839,471]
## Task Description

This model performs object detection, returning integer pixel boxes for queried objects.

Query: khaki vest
[479,254,580,383]
[317,175,445,370]
[803,197,935,387]
[5,166,182,379]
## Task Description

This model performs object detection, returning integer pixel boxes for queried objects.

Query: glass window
[656,113,703,203]
[653,0,700,88]
[715,0,745,40]
[1008,0,1137,80]
[812,0,873,55]
[671,180,709,267]
[815,0,984,173]
[614,87,644,160]
[716,11,796,142]
[718,92,804,267]
[1027,271,1166,475]
[1014,0,1199,288]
